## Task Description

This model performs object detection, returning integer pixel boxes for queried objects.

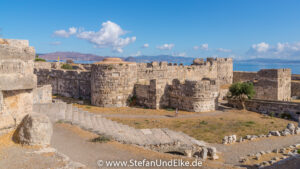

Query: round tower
[91,58,137,107]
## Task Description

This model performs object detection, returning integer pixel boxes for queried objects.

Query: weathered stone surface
[13,113,53,145]
[33,85,52,104]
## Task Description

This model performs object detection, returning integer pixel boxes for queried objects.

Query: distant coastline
[41,52,300,74]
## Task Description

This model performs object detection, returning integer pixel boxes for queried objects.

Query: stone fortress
[2,38,300,167]
[35,57,233,112]
[34,52,300,122]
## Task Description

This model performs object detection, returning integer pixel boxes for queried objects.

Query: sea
[50,60,300,74]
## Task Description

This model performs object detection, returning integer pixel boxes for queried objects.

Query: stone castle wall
[233,69,291,101]
[0,39,37,129]
[291,81,300,98]
[34,68,91,99]
[34,57,232,110]
[233,71,258,83]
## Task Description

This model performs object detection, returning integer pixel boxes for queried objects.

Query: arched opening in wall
[165,151,185,156]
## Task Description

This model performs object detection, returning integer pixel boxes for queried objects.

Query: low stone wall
[228,99,300,121]
[34,69,91,99]
[33,85,52,104]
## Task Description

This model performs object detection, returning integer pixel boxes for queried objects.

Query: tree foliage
[228,82,256,109]
[229,82,255,99]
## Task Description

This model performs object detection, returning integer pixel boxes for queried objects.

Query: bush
[90,136,111,143]
[34,58,46,62]
[61,64,73,70]
[298,149,300,154]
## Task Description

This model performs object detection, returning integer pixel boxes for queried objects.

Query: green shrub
[90,136,111,143]
[298,149,300,154]
[34,58,46,62]
[61,64,73,70]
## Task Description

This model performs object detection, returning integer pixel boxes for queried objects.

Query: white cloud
[53,21,136,53]
[217,48,232,53]
[142,43,149,48]
[194,43,208,51]
[157,43,174,50]
[132,51,141,56]
[177,52,186,57]
[53,27,77,38]
[251,42,269,52]
[50,41,61,46]
[247,42,300,59]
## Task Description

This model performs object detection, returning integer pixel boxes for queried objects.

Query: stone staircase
[34,102,218,160]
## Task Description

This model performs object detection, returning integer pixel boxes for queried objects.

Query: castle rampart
[34,57,233,111]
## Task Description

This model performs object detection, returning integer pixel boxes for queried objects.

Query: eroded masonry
[35,57,233,112]
[0,39,37,129]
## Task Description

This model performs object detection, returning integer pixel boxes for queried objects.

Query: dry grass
[76,104,197,116]
[108,110,296,143]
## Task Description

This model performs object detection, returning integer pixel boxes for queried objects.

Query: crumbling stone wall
[168,79,219,112]
[0,39,37,129]
[134,78,219,112]
[228,99,300,121]
[34,69,91,99]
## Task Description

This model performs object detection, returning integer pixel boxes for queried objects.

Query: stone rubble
[222,123,300,144]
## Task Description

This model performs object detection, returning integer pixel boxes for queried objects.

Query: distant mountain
[38,52,198,65]
[39,52,105,61]
[124,55,196,64]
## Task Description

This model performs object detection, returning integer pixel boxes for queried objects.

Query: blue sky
[1,0,300,59]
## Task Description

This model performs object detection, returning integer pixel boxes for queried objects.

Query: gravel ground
[211,135,300,165]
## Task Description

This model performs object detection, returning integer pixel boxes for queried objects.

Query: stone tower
[254,69,291,101]
[91,58,137,107]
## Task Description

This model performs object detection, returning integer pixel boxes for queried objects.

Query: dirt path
[211,135,300,165]
[51,123,240,169]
